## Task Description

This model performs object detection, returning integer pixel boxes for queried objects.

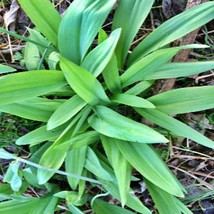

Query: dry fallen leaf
[4,0,20,32]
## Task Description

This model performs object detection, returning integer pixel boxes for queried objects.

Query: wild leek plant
[0,0,214,213]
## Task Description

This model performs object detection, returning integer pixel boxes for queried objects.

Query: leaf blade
[88,106,168,144]
[18,0,61,47]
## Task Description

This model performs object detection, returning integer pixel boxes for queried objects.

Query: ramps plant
[0,0,214,213]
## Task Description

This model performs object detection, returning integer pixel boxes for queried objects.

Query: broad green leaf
[88,106,168,144]
[116,140,184,197]
[129,2,214,64]
[148,86,214,114]
[136,108,214,149]
[18,0,61,47]
[121,45,207,87]
[58,0,116,64]
[81,29,121,77]
[102,54,122,94]
[55,131,99,150]
[95,151,151,214]
[92,199,135,214]
[0,196,58,214]
[0,70,66,105]
[144,61,214,80]
[66,146,87,190]
[0,64,16,74]
[97,29,122,93]
[16,125,63,146]
[145,180,183,214]
[60,57,110,105]
[101,136,132,206]
[37,116,80,184]
[112,0,154,67]
[0,148,17,160]
[3,161,22,192]
[85,147,112,181]
[47,95,87,130]
[111,93,155,108]
[0,98,63,122]
[37,110,90,184]
[125,80,154,96]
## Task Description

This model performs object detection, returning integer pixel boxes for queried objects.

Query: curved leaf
[88,106,168,144]
[47,95,87,130]
[112,0,155,67]
[121,45,207,87]
[60,57,110,105]
[129,2,214,64]
[116,140,184,197]
[58,0,116,64]
[0,98,63,122]
[16,125,63,146]
[18,0,61,47]
[144,61,214,80]
[148,86,214,114]
[136,108,214,149]
[101,136,132,206]
[111,93,155,108]
[81,28,121,77]
[0,70,66,105]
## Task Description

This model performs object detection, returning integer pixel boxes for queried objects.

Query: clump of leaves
[0,0,214,213]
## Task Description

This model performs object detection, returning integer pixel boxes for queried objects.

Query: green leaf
[92,199,135,214]
[129,2,214,64]
[82,29,121,77]
[18,0,61,47]
[102,54,122,94]
[111,94,155,108]
[102,183,151,214]
[58,0,116,64]
[0,196,58,214]
[60,57,110,105]
[16,125,63,146]
[24,41,42,70]
[27,28,53,56]
[144,61,214,80]
[66,146,87,190]
[0,149,17,160]
[125,80,154,96]
[0,98,63,122]
[85,147,113,181]
[0,64,16,74]
[0,70,66,105]
[88,106,168,144]
[121,45,207,87]
[148,86,214,114]
[101,136,132,206]
[68,205,84,214]
[3,161,22,192]
[136,108,214,149]
[37,110,89,184]
[47,95,87,130]
[145,179,191,214]
[55,131,99,150]
[112,0,155,67]
[116,140,184,197]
